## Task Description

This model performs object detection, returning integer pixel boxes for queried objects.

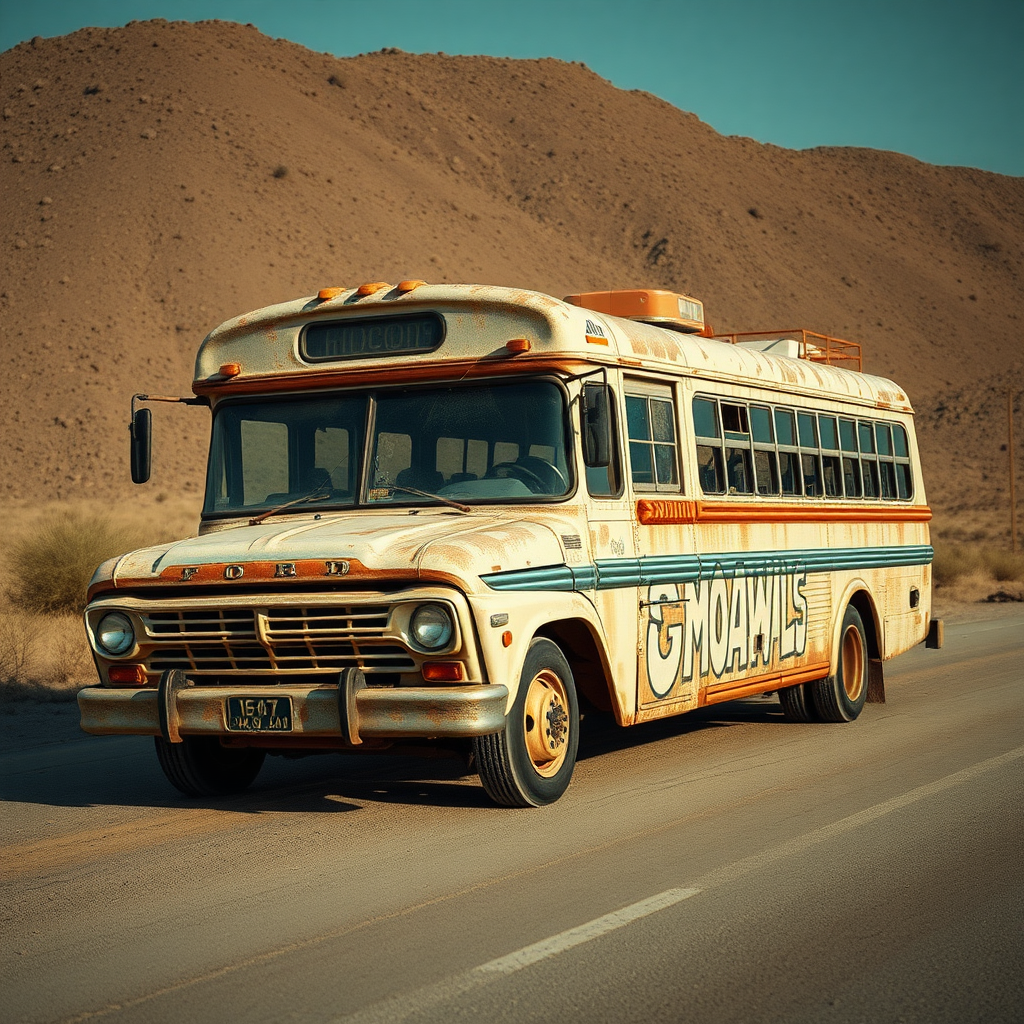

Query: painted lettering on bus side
[646,567,808,697]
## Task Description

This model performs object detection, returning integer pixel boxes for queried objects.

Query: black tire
[474,638,579,807]
[154,736,265,797]
[778,682,818,722]
[811,604,869,723]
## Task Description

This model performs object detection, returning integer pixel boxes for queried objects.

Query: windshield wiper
[389,484,471,515]
[249,488,334,526]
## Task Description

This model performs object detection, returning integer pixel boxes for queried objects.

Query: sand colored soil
[1,19,1022,542]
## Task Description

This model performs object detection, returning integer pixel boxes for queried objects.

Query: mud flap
[926,618,944,649]
[158,668,193,743]
[867,657,885,703]
[338,667,366,746]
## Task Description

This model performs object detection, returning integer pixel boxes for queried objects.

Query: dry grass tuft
[0,610,36,684]
[982,549,1024,582]
[0,611,93,700]
[6,512,146,616]
[931,543,983,587]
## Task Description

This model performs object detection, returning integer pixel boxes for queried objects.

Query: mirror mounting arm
[129,394,208,485]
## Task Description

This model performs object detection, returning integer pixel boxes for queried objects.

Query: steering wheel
[486,457,566,494]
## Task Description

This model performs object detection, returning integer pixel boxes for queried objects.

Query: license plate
[226,696,293,732]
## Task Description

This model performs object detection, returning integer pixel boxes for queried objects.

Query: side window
[722,403,753,495]
[774,409,801,496]
[693,397,724,494]
[750,405,779,496]
[858,420,878,499]
[585,389,622,498]
[626,389,680,492]
[892,424,913,500]
[818,415,843,498]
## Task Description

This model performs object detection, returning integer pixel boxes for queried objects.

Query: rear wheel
[778,682,818,722]
[811,604,869,723]
[154,736,265,797]
[474,638,579,807]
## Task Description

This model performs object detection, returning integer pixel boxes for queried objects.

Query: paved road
[2,609,1022,1024]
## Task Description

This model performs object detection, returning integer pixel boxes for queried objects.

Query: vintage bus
[78,281,939,806]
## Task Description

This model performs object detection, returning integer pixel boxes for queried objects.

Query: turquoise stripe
[481,545,933,592]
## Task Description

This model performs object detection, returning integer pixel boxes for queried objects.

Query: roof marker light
[505,338,532,354]
[219,362,241,378]
[317,287,345,301]
[397,279,426,293]
[357,281,390,296]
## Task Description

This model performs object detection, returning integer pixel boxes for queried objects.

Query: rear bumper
[77,681,509,742]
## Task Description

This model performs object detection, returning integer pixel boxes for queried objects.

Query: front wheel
[474,638,579,807]
[811,604,869,722]
[154,736,266,797]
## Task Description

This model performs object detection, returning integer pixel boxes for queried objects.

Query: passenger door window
[626,388,680,492]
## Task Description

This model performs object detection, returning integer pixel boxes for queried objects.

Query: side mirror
[130,407,152,484]
[581,383,613,468]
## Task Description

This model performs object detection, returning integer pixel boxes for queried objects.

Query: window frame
[624,383,683,494]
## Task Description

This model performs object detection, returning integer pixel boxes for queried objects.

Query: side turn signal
[108,665,148,686]
[422,662,465,682]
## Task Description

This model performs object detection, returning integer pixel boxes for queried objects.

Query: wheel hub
[522,668,571,777]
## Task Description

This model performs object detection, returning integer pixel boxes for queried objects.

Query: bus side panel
[690,518,834,705]
[636,519,700,716]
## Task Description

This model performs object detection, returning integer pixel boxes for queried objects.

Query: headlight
[96,612,135,656]
[410,604,454,651]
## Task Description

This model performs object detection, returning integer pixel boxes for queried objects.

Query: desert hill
[1,18,1022,541]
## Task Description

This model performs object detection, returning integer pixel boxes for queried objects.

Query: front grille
[139,604,415,677]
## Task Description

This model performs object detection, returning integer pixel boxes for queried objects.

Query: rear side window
[691,393,914,501]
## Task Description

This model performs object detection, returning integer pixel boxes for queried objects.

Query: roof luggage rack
[716,329,862,372]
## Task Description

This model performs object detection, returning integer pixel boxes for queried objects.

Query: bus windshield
[203,380,573,517]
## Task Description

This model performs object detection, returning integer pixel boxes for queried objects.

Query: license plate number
[226,696,293,732]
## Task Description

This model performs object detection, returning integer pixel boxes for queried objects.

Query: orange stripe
[191,357,595,396]
[700,661,830,706]
[636,498,932,526]
[87,559,468,600]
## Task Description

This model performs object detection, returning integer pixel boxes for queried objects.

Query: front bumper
[78,680,509,743]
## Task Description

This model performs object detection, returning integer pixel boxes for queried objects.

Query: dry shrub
[0,611,92,700]
[43,614,93,688]
[931,543,983,587]
[6,512,145,615]
[0,610,36,683]
[982,549,1024,582]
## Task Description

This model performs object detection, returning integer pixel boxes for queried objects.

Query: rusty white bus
[78,281,940,806]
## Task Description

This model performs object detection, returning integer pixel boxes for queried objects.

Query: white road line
[335,887,701,1024]
[699,744,1024,890]
[336,745,1024,1024]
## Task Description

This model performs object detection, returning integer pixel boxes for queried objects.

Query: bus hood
[94,512,577,593]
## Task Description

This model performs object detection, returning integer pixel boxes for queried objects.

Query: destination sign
[303,313,445,362]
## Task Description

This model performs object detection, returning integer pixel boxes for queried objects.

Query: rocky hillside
[2,19,1022,538]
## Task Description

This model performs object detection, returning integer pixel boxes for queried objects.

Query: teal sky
[2,0,1021,176]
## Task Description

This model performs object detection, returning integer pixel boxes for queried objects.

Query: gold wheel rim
[522,668,570,778]
[841,624,865,701]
